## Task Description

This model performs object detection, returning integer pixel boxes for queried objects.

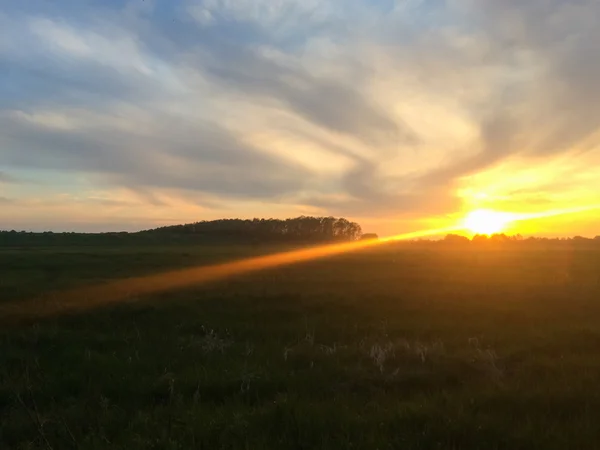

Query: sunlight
[1,226,457,319]
[463,209,513,235]
[5,204,600,321]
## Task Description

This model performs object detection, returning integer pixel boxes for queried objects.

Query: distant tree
[141,216,362,243]
[471,234,489,243]
[490,233,510,243]
[572,236,590,242]
[360,233,379,241]
[443,234,469,244]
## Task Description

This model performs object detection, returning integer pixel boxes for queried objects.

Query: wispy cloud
[0,171,15,184]
[1,0,599,234]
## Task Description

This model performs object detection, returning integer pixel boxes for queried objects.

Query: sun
[463,209,513,235]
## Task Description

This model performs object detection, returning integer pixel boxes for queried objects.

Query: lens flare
[1,226,456,320]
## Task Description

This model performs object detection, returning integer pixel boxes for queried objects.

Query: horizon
[3,214,600,240]
[2,1,600,236]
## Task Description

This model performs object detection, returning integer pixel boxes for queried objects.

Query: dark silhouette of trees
[3,223,600,248]
[489,233,510,243]
[0,216,363,246]
[573,236,591,243]
[360,233,379,241]
[471,234,489,244]
[436,233,600,248]
[141,216,363,243]
[443,234,470,244]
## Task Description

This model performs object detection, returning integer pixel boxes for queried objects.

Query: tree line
[141,216,363,242]
[440,233,600,245]
[0,216,363,246]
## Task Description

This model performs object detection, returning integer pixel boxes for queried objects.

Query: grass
[1,242,600,448]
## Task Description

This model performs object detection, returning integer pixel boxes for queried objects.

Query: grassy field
[2,242,600,449]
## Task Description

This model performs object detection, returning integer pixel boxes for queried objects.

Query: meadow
[2,241,600,449]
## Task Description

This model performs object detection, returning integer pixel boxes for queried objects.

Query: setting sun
[463,209,513,235]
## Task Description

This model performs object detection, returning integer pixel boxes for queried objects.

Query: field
[2,242,600,449]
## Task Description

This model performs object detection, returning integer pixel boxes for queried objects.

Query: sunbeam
[1,226,457,320]
[3,203,599,321]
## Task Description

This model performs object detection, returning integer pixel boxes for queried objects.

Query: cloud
[196,42,414,148]
[1,0,600,233]
[0,108,311,200]
[454,0,600,157]
[187,0,336,30]
[0,171,15,184]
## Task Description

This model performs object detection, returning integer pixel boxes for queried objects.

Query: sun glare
[463,209,513,235]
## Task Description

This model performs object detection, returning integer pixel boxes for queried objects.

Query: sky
[1,0,600,236]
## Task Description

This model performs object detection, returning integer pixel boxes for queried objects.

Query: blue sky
[1,0,600,235]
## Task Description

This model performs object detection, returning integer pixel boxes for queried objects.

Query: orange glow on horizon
[3,204,599,321]
[456,204,600,237]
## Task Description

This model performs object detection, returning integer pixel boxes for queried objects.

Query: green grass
[2,242,600,449]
